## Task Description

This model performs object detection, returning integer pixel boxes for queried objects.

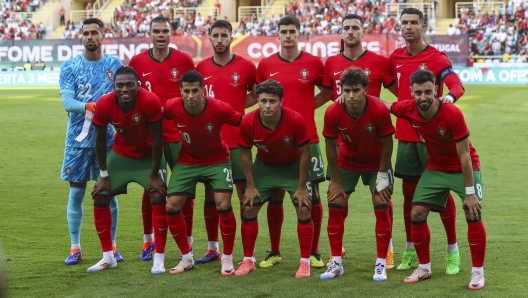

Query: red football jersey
[321,51,395,99]
[196,54,256,149]
[256,51,324,144]
[390,45,457,142]
[323,96,395,171]
[164,96,242,166]
[391,100,480,172]
[238,107,309,165]
[129,48,195,143]
[93,88,162,159]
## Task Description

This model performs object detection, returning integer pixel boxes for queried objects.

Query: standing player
[90,66,167,273]
[321,68,394,281]
[255,15,326,268]
[388,69,486,290]
[193,19,257,264]
[163,70,242,275]
[390,8,465,273]
[314,13,397,268]
[235,80,314,278]
[59,17,121,265]
[128,16,196,261]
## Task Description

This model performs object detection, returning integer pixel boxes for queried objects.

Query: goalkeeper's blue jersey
[59,53,122,148]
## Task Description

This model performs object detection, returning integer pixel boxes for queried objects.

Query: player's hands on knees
[294,188,312,210]
[92,177,111,198]
[374,185,393,203]
[243,186,261,211]
[149,175,167,196]
[463,194,481,220]
[327,181,346,203]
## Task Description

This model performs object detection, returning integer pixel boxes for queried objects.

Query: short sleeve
[220,100,243,127]
[376,103,396,138]
[245,60,257,91]
[237,116,253,149]
[255,60,266,84]
[322,104,339,139]
[450,106,470,142]
[321,58,334,89]
[313,56,325,86]
[380,56,396,87]
[293,112,310,147]
[144,92,163,123]
[92,95,110,127]
[163,98,178,120]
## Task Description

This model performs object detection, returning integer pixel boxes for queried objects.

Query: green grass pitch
[0,85,526,297]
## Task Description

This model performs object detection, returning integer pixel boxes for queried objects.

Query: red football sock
[411,220,431,264]
[141,190,153,234]
[467,219,486,267]
[152,203,167,254]
[204,201,219,242]
[311,198,323,252]
[374,205,391,258]
[440,194,457,245]
[218,208,236,255]
[94,206,112,252]
[388,200,394,232]
[342,202,349,221]
[402,180,418,243]
[241,218,258,257]
[182,198,194,239]
[267,202,284,253]
[166,211,190,254]
[297,216,314,259]
[327,207,344,256]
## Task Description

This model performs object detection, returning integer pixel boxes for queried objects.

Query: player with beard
[59,17,122,266]
[255,15,326,269]
[390,8,465,274]
[129,16,195,262]
[314,13,397,268]
[194,20,278,264]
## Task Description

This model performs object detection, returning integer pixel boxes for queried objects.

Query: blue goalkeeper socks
[67,187,86,244]
[109,196,119,241]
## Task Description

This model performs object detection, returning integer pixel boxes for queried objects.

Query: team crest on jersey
[419,63,427,70]
[205,122,214,133]
[132,114,141,124]
[298,68,309,83]
[231,72,240,87]
[437,127,446,138]
[106,69,113,81]
[170,68,178,81]
[283,135,292,145]
[365,123,375,134]
[364,68,371,76]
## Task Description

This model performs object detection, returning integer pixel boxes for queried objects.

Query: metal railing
[173,6,220,18]
[69,0,114,26]
[455,1,505,19]
[261,0,274,7]
[238,5,285,23]
[385,2,435,21]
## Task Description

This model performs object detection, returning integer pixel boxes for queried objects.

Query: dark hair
[400,8,424,23]
[342,14,364,26]
[114,65,138,83]
[278,15,301,31]
[339,67,369,89]
[256,80,283,99]
[150,16,171,30]
[82,18,104,32]
[180,70,203,87]
[211,19,232,34]
[410,69,436,85]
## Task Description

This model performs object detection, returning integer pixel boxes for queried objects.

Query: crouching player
[90,66,168,273]
[235,80,314,279]
[386,69,486,290]
[163,70,242,276]
[322,68,395,281]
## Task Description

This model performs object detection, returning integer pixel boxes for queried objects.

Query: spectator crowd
[1,0,47,40]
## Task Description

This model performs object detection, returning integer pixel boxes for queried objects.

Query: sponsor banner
[0,70,60,87]
[453,67,528,84]
[0,34,469,69]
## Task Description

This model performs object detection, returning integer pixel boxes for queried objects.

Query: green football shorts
[164,142,182,170]
[310,143,325,184]
[168,162,233,197]
[339,166,394,195]
[394,140,428,180]
[229,148,245,183]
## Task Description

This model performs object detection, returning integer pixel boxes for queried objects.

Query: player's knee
[166,197,182,213]
[410,207,428,221]
[296,206,311,219]
[215,200,232,211]
[150,193,166,206]
[93,197,111,208]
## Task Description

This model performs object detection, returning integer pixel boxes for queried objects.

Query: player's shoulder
[300,51,323,63]
[196,56,213,69]
[365,50,390,63]
[243,108,259,121]
[440,100,463,114]
[169,48,193,61]
[367,95,389,110]
[324,53,341,65]
[233,54,256,67]
[257,53,276,67]
[325,101,341,114]
[139,88,160,101]
[283,106,304,120]
[166,96,183,109]
[389,47,406,58]
[129,49,149,63]
[98,91,117,105]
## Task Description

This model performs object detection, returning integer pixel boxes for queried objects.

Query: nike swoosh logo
[204,76,213,80]
[97,229,106,234]
[177,124,186,127]
[338,127,346,131]
[143,72,151,76]
[377,233,387,236]
[78,75,87,79]
[111,122,121,125]
[317,173,324,177]
[329,232,338,235]
[270,72,279,77]
[228,184,233,188]
[470,243,479,246]
[333,70,344,75]
[184,265,193,271]
[253,139,263,142]
[159,228,167,231]
[222,233,233,236]
[412,124,421,128]
[396,64,403,68]
[418,274,430,280]
[171,234,179,237]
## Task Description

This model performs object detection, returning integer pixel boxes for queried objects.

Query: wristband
[465,186,475,195]
[100,170,109,178]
